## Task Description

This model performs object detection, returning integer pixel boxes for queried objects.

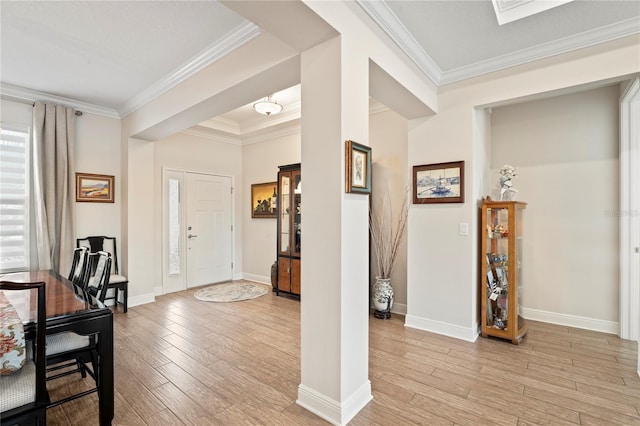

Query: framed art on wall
[76,173,115,203]
[345,140,372,194]
[251,182,277,218]
[413,161,465,204]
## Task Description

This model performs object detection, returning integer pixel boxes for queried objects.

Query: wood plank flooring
[46,282,640,425]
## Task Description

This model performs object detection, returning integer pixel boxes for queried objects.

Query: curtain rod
[1,94,83,116]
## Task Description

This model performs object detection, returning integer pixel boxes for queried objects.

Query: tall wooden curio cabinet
[276,163,301,297]
[480,200,527,344]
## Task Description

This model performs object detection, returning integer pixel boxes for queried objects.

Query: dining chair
[45,251,111,408]
[0,280,48,425]
[77,236,128,312]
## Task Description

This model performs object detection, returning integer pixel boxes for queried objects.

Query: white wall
[241,129,301,283]
[1,99,31,125]
[369,109,409,313]
[407,35,639,341]
[491,85,620,330]
[75,112,122,249]
[153,132,243,292]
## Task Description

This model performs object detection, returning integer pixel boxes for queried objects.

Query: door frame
[161,167,236,295]
[619,77,639,342]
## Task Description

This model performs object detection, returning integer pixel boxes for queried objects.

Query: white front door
[185,173,233,288]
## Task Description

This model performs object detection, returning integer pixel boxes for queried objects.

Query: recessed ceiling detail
[359,0,639,86]
[491,0,575,25]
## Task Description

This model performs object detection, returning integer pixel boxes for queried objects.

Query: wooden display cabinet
[276,163,301,297]
[480,200,527,344]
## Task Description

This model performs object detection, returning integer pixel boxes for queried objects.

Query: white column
[125,138,156,306]
[297,35,372,425]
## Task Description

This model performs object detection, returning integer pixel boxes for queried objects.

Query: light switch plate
[459,223,469,236]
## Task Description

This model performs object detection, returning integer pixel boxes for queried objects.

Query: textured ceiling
[0,0,638,123]
[0,1,248,111]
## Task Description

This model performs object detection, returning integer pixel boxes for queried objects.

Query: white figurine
[498,165,518,200]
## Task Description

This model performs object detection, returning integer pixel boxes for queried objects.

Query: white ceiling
[1,0,638,129]
[0,1,256,116]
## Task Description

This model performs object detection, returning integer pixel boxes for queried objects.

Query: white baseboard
[405,314,479,342]
[127,292,156,308]
[520,307,619,334]
[297,381,372,426]
[242,272,270,285]
[233,272,243,281]
[391,302,407,316]
[153,286,164,296]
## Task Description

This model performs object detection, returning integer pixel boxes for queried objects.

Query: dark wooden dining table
[1,269,114,426]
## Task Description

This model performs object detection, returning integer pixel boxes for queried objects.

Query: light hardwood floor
[47,282,640,425]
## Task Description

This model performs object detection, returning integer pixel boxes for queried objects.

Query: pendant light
[253,95,283,116]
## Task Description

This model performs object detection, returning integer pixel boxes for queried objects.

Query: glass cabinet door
[292,170,301,256]
[485,207,510,331]
[515,205,524,324]
[279,174,290,254]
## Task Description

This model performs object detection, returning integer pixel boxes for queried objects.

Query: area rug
[194,282,269,302]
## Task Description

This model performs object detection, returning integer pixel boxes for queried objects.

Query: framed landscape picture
[413,161,465,204]
[251,182,277,218]
[76,173,114,203]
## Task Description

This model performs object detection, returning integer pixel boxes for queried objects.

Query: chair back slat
[68,247,89,287]
[85,251,111,303]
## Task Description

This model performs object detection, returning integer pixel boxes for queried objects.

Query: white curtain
[32,101,76,274]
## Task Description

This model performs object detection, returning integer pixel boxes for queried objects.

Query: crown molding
[358,1,639,87]
[369,98,391,115]
[241,121,301,146]
[118,21,261,118]
[181,120,301,147]
[180,126,241,146]
[199,116,241,135]
[440,17,640,85]
[356,0,442,85]
[0,82,120,118]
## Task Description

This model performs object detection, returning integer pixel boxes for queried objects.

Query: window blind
[0,124,30,272]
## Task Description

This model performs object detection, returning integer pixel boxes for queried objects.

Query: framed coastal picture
[412,161,464,204]
[76,173,114,203]
[345,140,372,194]
[251,182,277,218]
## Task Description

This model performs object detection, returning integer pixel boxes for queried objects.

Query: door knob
[188,234,198,239]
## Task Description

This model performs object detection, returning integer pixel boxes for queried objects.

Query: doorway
[162,168,233,294]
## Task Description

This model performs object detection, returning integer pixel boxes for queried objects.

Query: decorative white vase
[372,277,394,319]
[500,187,518,201]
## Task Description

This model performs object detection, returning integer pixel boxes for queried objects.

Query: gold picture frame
[251,182,277,218]
[76,173,114,203]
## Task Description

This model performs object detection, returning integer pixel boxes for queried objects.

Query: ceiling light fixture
[253,95,283,116]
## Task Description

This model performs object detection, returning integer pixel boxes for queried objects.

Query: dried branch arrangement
[369,187,409,279]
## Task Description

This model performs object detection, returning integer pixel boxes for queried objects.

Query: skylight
[491,0,575,25]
